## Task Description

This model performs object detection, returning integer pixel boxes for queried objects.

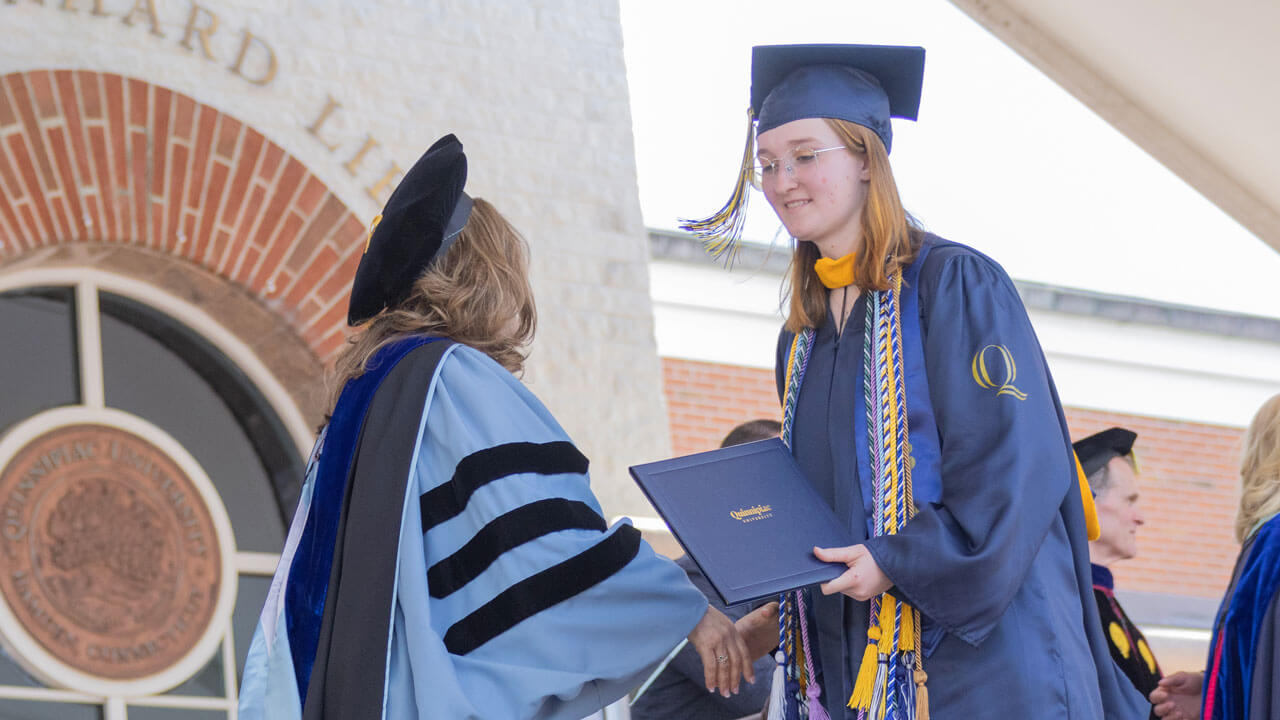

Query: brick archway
[0,70,365,360]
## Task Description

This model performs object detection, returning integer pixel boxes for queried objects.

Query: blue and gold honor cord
[780,272,928,720]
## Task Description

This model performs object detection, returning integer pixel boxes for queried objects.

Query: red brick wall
[1066,409,1241,599]
[663,358,783,457]
[662,357,1244,600]
[0,70,363,362]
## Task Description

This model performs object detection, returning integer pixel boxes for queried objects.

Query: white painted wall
[651,258,1280,429]
[0,0,671,516]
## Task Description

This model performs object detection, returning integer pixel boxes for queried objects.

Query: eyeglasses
[753,146,847,186]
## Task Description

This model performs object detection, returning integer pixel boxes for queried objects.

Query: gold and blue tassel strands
[678,108,757,266]
[774,330,831,720]
[777,272,929,720]
[850,271,927,720]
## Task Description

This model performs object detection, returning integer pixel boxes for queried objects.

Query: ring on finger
[715,654,728,664]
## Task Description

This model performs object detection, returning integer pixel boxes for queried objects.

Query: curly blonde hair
[1237,393,1280,543]
[326,197,536,414]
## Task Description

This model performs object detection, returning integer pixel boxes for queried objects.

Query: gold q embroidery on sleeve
[971,344,1028,400]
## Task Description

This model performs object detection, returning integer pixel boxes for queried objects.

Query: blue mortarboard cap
[751,44,925,153]
[347,134,473,325]
[680,44,925,259]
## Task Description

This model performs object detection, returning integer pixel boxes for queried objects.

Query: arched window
[0,275,304,719]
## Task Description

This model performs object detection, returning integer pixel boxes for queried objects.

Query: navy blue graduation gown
[775,235,1148,719]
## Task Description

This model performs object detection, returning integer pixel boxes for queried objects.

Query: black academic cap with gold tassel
[680,44,924,263]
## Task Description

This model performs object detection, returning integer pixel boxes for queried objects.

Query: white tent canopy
[948,0,1280,251]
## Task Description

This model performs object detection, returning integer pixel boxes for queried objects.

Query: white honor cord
[629,638,689,705]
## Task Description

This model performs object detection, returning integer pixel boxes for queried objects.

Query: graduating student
[683,44,1147,719]
[238,134,758,720]
[1074,427,1163,711]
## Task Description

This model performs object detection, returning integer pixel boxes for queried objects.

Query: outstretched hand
[814,544,893,600]
[735,602,779,661]
[687,606,752,697]
[1150,670,1203,719]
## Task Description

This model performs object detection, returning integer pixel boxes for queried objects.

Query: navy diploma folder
[629,438,853,606]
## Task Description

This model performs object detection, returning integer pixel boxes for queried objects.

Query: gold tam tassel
[899,602,915,650]
[678,107,756,264]
[914,669,930,720]
[849,595,901,710]
[848,627,881,710]
[876,596,897,653]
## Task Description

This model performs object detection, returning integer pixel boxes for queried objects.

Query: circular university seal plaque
[0,419,228,689]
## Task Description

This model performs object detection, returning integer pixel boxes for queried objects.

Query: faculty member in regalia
[682,44,1148,719]
[1152,393,1280,720]
[237,134,763,720]
[1074,427,1163,715]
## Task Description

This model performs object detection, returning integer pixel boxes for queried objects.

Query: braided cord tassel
[889,274,929,719]
[851,289,884,714]
[796,590,831,720]
[848,273,925,720]
[890,273,929,719]
[781,330,814,446]
[882,285,903,716]
[778,330,817,720]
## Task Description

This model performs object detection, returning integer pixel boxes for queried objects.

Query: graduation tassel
[848,626,881,710]
[899,601,914,650]
[899,653,916,718]
[912,604,928,720]
[872,596,896,717]
[914,669,929,720]
[875,597,897,653]
[869,652,889,719]
[796,590,831,720]
[766,651,786,720]
[678,107,756,265]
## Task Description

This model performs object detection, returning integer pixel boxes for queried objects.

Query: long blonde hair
[327,197,536,413]
[1237,393,1280,543]
[783,119,922,333]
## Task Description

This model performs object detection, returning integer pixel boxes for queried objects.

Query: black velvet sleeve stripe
[443,523,642,656]
[427,498,606,599]
[420,441,589,531]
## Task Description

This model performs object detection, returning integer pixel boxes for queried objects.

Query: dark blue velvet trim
[1208,515,1280,720]
[442,523,641,655]
[426,498,606,599]
[1091,563,1115,591]
[897,237,942,513]
[419,440,589,531]
[283,335,439,705]
[897,237,945,658]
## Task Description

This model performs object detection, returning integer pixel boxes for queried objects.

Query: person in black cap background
[683,45,1148,719]
[1075,427,1162,716]
[237,134,773,720]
